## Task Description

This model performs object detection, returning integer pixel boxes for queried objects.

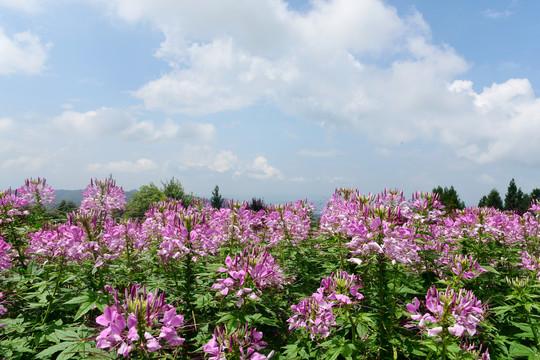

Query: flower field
[1,178,540,359]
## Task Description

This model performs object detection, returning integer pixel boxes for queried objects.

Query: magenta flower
[0,188,30,224]
[94,284,184,357]
[318,270,364,306]
[80,178,126,218]
[0,292,8,328]
[16,177,56,207]
[450,254,488,280]
[0,237,12,272]
[288,296,336,340]
[406,286,486,338]
[203,323,273,360]
[212,248,291,307]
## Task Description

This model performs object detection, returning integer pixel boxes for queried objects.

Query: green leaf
[74,301,97,321]
[481,265,500,274]
[509,342,535,357]
[63,295,89,305]
[35,342,73,359]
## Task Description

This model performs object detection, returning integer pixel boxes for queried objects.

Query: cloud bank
[92,0,540,166]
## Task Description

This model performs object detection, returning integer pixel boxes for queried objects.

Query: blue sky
[1,0,539,206]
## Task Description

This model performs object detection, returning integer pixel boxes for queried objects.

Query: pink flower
[94,284,184,357]
[203,323,272,360]
[406,286,486,339]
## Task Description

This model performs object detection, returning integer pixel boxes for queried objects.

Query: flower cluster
[406,286,486,338]
[437,253,488,283]
[265,201,314,246]
[287,295,336,340]
[0,188,30,224]
[517,251,540,280]
[202,323,273,360]
[80,178,126,218]
[0,236,13,272]
[212,248,291,307]
[0,292,7,328]
[288,271,363,340]
[95,284,184,357]
[16,177,55,207]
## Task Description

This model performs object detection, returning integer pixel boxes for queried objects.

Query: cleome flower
[95,284,184,358]
[203,322,274,360]
[288,270,363,340]
[16,177,56,207]
[406,286,486,338]
[80,178,126,218]
[212,248,291,307]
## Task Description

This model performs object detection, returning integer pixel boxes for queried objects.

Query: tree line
[434,178,540,214]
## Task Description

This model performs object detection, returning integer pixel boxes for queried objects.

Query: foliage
[247,197,266,212]
[432,185,465,211]
[3,178,540,359]
[210,185,224,209]
[161,177,194,208]
[123,183,166,219]
[478,188,504,210]
[505,178,531,214]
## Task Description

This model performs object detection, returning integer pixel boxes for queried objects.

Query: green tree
[247,197,266,212]
[210,185,224,209]
[504,179,519,211]
[48,200,79,223]
[504,178,531,214]
[478,189,504,210]
[531,188,540,203]
[124,183,166,219]
[161,177,194,207]
[432,185,465,211]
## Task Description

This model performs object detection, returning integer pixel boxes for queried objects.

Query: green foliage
[531,188,540,202]
[247,197,266,212]
[504,178,531,213]
[478,188,504,210]
[47,200,79,223]
[161,177,194,207]
[210,185,224,209]
[123,182,165,219]
[432,185,465,211]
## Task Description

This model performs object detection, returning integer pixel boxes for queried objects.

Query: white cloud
[175,146,281,180]
[0,28,50,75]
[92,0,540,166]
[0,117,14,132]
[446,78,540,164]
[246,156,283,180]
[290,177,305,182]
[0,0,45,14]
[211,151,238,172]
[52,107,216,142]
[477,174,496,185]
[177,145,238,173]
[2,155,44,171]
[298,149,338,158]
[86,158,160,173]
[482,9,512,19]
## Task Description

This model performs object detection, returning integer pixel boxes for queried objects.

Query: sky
[1,0,540,207]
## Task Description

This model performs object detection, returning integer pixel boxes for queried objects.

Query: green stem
[377,253,392,358]
[41,261,64,324]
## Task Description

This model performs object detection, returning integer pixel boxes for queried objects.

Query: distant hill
[53,189,138,205]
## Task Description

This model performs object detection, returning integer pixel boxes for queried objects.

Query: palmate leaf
[509,342,537,357]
